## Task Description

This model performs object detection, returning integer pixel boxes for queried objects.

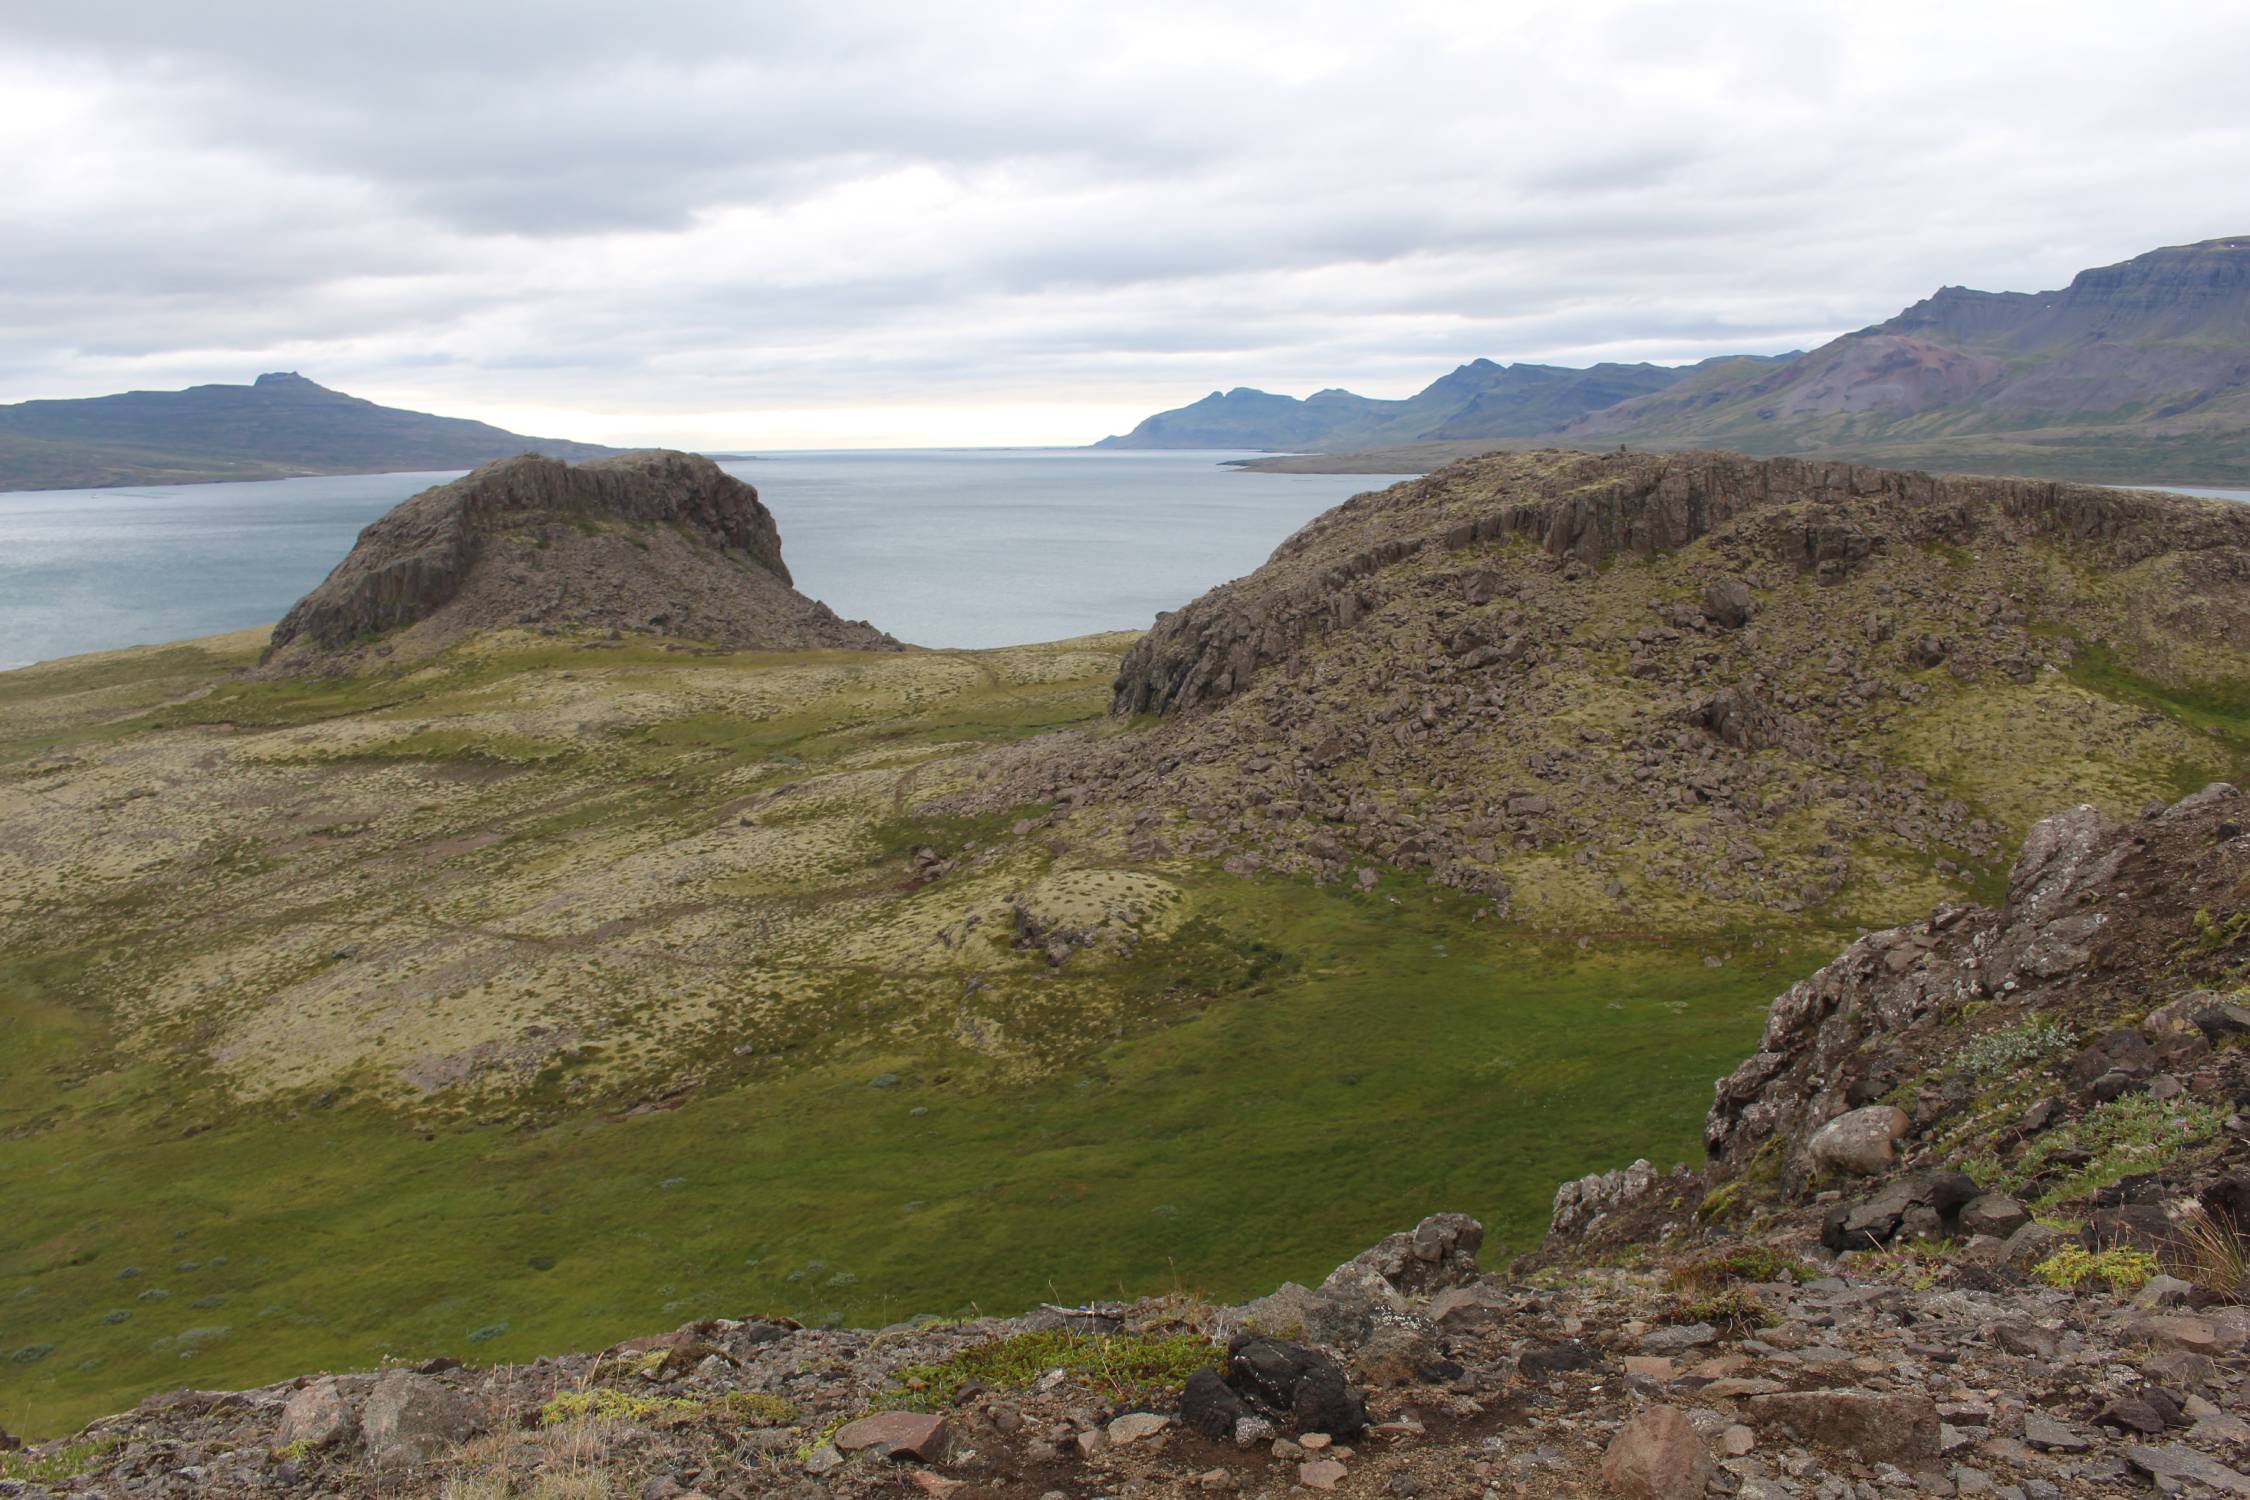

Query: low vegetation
[880,1327,1217,1411]
[2031,1246,2161,1295]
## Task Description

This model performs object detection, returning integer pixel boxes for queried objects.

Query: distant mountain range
[1094,356,1792,451]
[1112,237,2250,485]
[0,372,618,492]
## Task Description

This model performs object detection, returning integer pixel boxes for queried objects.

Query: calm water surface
[2,460,2243,672]
[0,451,1389,668]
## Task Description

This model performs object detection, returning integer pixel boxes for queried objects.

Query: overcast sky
[4,1,2245,448]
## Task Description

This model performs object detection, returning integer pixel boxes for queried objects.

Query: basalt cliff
[263,450,895,670]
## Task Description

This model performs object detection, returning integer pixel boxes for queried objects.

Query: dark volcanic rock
[1222,1335,1369,1437]
[265,450,896,669]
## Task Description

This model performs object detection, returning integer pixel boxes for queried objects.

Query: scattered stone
[2125,1444,2250,1496]
[1299,1458,1349,1491]
[1602,1405,1717,1500]
[1107,1411,1170,1445]
[2021,1414,2089,1453]
[832,1411,956,1462]
[1747,1390,1941,1462]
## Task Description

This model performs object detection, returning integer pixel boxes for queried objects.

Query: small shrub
[1695,1182,1745,1226]
[1666,1246,1812,1293]
[2033,1246,2160,1295]
[1955,1017,2075,1077]
[540,1387,798,1430]
[1668,1288,1774,1334]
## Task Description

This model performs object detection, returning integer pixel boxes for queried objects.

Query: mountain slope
[1562,237,2250,482]
[1096,359,1727,450]
[0,372,619,492]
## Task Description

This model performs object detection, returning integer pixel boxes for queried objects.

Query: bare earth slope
[264,449,896,670]
[954,450,2250,930]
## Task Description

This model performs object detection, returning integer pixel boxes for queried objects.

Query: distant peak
[254,371,321,388]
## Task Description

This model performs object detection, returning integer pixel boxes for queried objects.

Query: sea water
[0,450,1390,668]
[2,458,2242,672]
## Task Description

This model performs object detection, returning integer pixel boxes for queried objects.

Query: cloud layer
[6,1,2246,446]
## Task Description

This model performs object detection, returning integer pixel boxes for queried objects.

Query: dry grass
[2168,1205,2248,1299]
[440,1422,622,1500]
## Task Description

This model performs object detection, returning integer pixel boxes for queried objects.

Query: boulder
[1552,1159,1661,1239]
[1701,577,1754,630]
[1957,1193,2031,1239]
[1821,1170,1980,1251]
[1806,1105,1909,1176]
[1351,1319,1443,1386]
[1180,1367,1251,1439]
[277,1377,359,1450]
[1602,1405,1716,1500]
[361,1371,477,1468]
[1221,1336,1368,1438]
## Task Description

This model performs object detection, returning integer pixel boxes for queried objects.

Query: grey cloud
[2,2,2246,443]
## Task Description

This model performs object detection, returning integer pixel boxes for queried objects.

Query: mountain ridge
[1094,357,1783,452]
[1191,237,2250,485]
[0,372,620,492]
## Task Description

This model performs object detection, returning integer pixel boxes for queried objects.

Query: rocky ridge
[263,450,896,670]
[8,788,2247,1498]
[946,450,2250,927]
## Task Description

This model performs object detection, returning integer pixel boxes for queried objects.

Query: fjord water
[0,450,1386,669]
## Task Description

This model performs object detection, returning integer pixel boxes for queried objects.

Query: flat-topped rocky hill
[951,450,2250,931]
[263,450,896,670]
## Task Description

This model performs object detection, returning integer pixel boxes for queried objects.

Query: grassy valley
[0,630,1795,1435]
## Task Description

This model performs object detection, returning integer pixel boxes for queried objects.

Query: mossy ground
[0,627,1805,1433]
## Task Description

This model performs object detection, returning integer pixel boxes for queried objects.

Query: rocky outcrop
[949,448,2250,927]
[1704,783,2247,1192]
[1111,449,2250,717]
[264,450,896,669]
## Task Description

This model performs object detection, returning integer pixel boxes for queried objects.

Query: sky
[4,1,2247,449]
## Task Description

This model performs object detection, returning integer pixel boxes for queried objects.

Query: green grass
[0,870,1791,1436]
[879,1328,1216,1411]
[1962,1092,2225,1208]
[2032,1246,2160,1295]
